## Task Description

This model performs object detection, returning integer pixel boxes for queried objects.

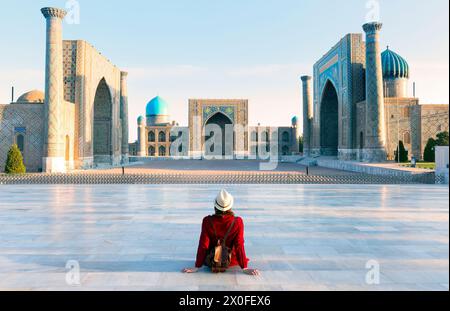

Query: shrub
[299,135,304,153]
[423,138,437,163]
[394,140,408,163]
[436,131,449,146]
[4,144,26,174]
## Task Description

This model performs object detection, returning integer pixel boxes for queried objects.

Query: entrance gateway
[189,99,249,158]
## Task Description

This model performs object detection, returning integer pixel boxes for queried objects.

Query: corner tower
[137,116,146,157]
[362,22,387,162]
[41,7,67,173]
[120,71,129,162]
[301,76,313,156]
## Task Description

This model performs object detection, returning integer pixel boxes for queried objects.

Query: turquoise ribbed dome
[146,96,169,116]
[137,115,144,124]
[382,47,409,79]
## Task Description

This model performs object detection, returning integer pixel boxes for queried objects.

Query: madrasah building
[0,6,300,171]
[300,22,448,162]
[129,97,301,159]
[0,7,129,173]
[0,8,448,172]
[131,21,448,162]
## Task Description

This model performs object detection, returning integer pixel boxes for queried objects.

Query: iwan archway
[320,80,339,156]
[204,112,234,157]
[93,78,113,164]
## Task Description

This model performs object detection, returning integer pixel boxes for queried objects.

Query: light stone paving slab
[0,184,448,291]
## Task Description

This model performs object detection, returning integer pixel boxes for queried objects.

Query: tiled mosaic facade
[42,8,66,173]
[310,33,367,160]
[0,99,75,172]
[65,40,127,168]
[248,126,299,158]
[188,99,249,157]
[421,105,449,154]
[304,23,449,162]
[361,22,387,162]
[0,105,45,172]
[63,41,77,103]
[301,76,313,156]
[384,98,421,160]
[120,72,129,159]
[133,99,300,159]
[139,124,189,157]
[0,7,128,172]
[356,99,449,161]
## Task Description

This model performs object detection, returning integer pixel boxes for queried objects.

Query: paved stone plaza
[110,160,355,175]
[0,184,448,291]
[0,160,436,185]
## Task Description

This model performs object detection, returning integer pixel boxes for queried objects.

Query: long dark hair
[214,207,235,217]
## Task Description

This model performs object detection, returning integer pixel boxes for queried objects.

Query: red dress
[195,215,249,269]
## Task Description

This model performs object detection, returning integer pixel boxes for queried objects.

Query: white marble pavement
[0,184,448,291]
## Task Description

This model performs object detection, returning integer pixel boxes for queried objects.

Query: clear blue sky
[0,0,448,141]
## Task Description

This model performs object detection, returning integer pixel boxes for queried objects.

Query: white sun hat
[214,189,234,212]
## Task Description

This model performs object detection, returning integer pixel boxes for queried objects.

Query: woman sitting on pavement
[183,189,260,276]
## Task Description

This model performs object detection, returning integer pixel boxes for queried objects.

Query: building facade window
[262,131,269,142]
[403,131,411,144]
[148,146,155,156]
[158,131,166,142]
[251,131,258,142]
[282,131,290,142]
[260,130,270,153]
[148,131,155,142]
[159,146,166,157]
[16,134,25,155]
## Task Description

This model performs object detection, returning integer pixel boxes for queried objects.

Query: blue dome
[146,96,169,116]
[291,116,298,124]
[137,115,144,124]
[382,47,409,79]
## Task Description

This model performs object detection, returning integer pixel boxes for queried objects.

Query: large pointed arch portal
[204,112,234,157]
[93,78,113,164]
[320,80,339,156]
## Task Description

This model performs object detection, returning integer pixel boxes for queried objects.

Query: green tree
[4,144,26,174]
[299,135,304,153]
[394,140,408,163]
[436,131,449,146]
[423,138,437,162]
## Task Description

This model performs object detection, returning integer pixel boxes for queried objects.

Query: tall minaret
[137,116,146,157]
[301,76,313,156]
[291,116,300,154]
[120,71,129,162]
[41,7,67,173]
[362,22,387,162]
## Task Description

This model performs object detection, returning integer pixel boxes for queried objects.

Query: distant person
[183,189,260,276]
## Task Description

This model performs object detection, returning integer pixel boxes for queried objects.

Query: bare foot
[182,267,199,273]
[243,268,260,276]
